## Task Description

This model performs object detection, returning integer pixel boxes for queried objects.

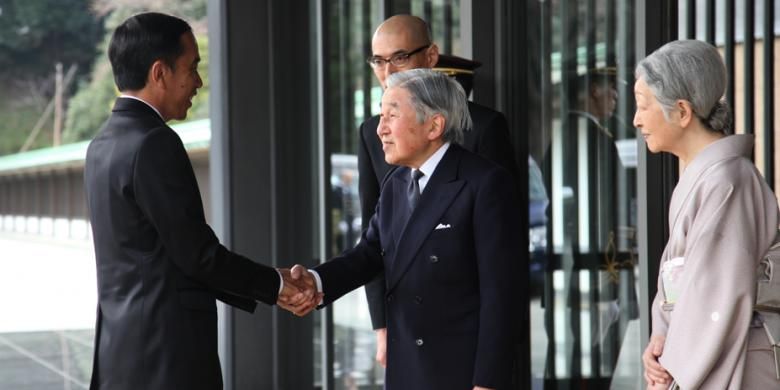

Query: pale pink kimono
[651,135,780,389]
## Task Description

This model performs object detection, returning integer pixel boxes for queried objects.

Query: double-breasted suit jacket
[358,101,519,329]
[315,144,521,389]
[85,98,280,390]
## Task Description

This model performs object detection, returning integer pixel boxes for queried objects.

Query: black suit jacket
[316,144,521,389]
[358,101,518,329]
[84,98,280,390]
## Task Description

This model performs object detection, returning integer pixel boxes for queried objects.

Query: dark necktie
[408,169,424,211]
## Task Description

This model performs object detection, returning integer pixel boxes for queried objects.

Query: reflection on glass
[323,1,383,389]
[329,154,382,389]
[331,155,361,254]
[528,0,640,388]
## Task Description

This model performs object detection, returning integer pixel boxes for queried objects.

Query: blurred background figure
[572,67,619,128]
[331,167,360,253]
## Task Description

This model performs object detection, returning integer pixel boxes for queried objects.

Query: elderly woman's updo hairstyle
[635,40,732,134]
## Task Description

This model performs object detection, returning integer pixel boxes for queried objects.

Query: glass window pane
[323,1,384,389]
[410,0,462,55]
[527,0,641,387]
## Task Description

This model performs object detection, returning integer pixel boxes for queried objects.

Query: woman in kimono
[634,40,779,389]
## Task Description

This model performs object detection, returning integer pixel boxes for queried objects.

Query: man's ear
[427,114,446,140]
[148,60,168,89]
[426,43,440,68]
[676,99,694,128]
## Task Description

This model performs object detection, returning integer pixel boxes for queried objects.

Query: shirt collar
[413,142,450,193]
[119,95,164,121]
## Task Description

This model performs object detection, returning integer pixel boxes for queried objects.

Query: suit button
[381,249,385,256]
[415,338,424,347]
[429,255,439,263]
[414,296,423,304]
[387,294,394,302]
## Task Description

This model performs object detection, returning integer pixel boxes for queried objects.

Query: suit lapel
[387,145,466,291]
[390,172,411,245]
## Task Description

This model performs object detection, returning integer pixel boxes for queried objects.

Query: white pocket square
[434,223,451,230]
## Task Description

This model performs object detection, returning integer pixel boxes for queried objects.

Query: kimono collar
[669,134,754,229]
[682,134,753,180]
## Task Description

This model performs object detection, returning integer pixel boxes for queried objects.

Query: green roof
[0,118,211,175]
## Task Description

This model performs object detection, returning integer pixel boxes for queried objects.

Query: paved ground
[0,230,642,389]
[0,231,96,389]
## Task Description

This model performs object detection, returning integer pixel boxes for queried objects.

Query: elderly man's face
[377,86,440,168]
[371,31,436,89]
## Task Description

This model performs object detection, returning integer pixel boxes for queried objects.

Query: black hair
[108,12,192,91]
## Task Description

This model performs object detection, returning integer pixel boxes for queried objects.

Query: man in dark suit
[84,13,308,390]
[358,14,519,367]
[284,69,521,389]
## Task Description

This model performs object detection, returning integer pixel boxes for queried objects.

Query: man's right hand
[642,334,670,387]
[375,328,387,368]
[277,266,321,316]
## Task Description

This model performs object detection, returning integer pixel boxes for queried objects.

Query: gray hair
[635,40,731,134]
[385,68,472,144]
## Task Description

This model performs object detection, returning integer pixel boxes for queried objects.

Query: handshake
[276,265,322,316]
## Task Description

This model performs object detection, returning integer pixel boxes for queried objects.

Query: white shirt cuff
[309,270,324,293]
[276,269,284,295]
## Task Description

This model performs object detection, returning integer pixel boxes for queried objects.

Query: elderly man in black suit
[84,12,309,390]
[283,69,521,390]
[357,14,519,368]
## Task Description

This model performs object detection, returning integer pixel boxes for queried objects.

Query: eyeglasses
[366,44,431,68]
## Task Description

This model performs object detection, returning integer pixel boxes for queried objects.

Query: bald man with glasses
[357,14,520,369]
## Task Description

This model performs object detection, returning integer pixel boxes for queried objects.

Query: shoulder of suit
[455,144,511,177]
[97,109,170,142]
[128,124,184,158]
[147,124,182,144]
[466,101,507,134]
[467,100,504,118]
